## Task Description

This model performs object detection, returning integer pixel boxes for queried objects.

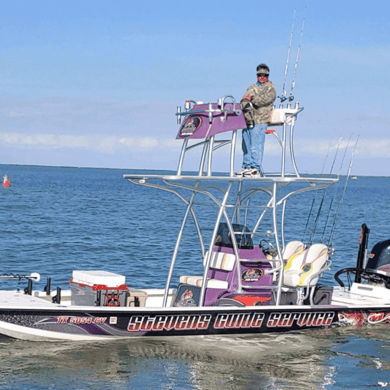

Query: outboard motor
[335,224,390,289]
[365,239,390,284]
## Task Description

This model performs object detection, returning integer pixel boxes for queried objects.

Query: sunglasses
[257,73,269,77]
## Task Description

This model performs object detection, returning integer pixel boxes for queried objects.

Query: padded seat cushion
[283,244,329,287]
[179,275,229,290]
[203,251,236,271]
[283,241,306,264]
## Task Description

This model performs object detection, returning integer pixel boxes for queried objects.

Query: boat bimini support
[163,181,201,307]
[124,93,340,309]
[200,181,234,306]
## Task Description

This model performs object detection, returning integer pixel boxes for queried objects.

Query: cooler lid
[72,270,126,288]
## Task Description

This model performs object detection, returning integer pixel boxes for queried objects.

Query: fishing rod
[320,134,353,243]
[308,137,342,246]
[288,6,307,105]
[279,9,296,107]
[328,137,360,248]
[301,143,331,242]
[0,272,41,281]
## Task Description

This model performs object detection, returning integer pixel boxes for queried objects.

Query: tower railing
[175,95,304,178]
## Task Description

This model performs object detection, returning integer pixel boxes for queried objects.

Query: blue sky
[0,0,389,175]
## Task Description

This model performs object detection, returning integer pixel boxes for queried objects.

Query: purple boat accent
[200,245,273,306]
[177,103,246,140]
[203,288,227,307]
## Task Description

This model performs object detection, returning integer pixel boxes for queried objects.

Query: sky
[0,0,389,176]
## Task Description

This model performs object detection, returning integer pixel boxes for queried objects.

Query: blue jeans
[241,123,267,171]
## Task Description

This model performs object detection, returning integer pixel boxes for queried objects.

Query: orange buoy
[2,175,11,187]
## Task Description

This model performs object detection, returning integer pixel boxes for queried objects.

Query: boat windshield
[214,223,253,250]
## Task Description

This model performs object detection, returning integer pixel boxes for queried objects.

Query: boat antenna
[320,134,353,243]
[301,143,331,242]
[288,6,307,105]
[308,137,342,246]
[328,136,360,248]
[279,8,296,107]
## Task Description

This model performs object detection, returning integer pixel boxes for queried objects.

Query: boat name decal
[267,311,335,328]
[57,316,107,325]
[126,311,336,333]
[214,312,265,329]
[214,311,335,329]
[127,314,212,332]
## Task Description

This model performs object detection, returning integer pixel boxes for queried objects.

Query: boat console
[175,223,274,307]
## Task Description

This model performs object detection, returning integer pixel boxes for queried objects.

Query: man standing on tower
[236,64,277,178]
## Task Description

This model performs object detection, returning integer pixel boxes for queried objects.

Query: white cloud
[0,132,181,154]
[0,131,389,161]
[355,139,390,157]
[266,137,390,158]
[294,138,350,155]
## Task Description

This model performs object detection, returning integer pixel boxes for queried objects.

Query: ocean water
[0,163,389,390]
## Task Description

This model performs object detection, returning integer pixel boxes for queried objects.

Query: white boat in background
[0,94,389,341]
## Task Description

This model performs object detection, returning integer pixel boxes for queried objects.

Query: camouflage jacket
[241,81,277,126]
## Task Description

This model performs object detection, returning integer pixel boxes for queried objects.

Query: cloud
[118,136,159,149]
[266,137,390,158]
[355,139,390,157]
[0,132,181,154]
[1,131,389,161]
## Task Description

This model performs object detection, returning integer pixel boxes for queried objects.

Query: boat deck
[0,290,71,308]
[332,285,390,306]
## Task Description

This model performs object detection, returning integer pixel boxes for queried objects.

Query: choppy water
[0,164,390,389]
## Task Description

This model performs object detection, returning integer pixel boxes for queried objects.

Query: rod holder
[52,287,61,304]
[24,280,33,295]
[176,106,182,125]
[44,277,51,296]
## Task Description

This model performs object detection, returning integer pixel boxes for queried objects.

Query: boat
[0,96,389,342]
